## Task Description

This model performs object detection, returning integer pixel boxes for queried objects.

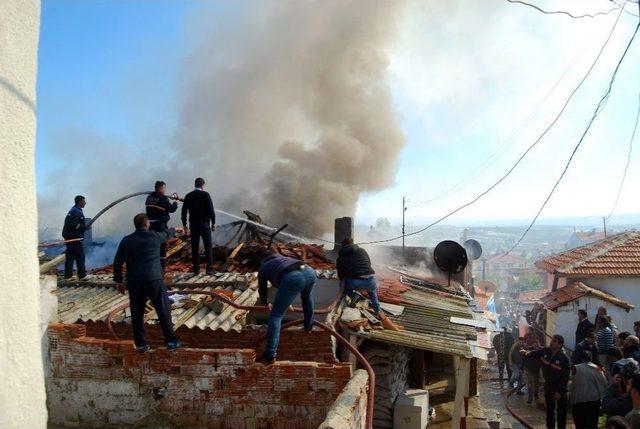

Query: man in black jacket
[113,213,179,352]
[526,334,571,429]
[62,195,90,280]
[576,309,595,346]
[145,180,179,270]
[493,327,514,382]
[181,178,216,275]
[573,332,599,365]
[336,238,381,316]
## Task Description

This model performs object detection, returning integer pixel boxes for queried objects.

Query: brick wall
[47,324,352,429]
[83,321,336,363]
[318,369,369,429]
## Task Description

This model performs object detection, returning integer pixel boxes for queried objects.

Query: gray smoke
[173,0,407,235]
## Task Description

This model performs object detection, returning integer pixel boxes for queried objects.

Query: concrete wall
[587,277,640,332]
[548,295,631,351]
[0,1,47,428]
[47,324,353,428]
[318,369,369,429]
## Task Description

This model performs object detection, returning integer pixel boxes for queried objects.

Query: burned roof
[535,231,640,277]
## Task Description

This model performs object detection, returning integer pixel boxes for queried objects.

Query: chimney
[333,217,353,251]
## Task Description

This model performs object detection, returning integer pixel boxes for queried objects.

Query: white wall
[551,295,631,351]
[587,277,640,333]
[0,1,47,428]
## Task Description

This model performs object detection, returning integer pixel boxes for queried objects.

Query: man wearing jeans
[258,251,316,363]
[336,237,381,316]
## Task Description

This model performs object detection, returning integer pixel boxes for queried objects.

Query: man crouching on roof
[258,248,316,364]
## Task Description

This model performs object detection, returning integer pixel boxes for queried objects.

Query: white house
[536,231,640,348]
[540,282,634,350]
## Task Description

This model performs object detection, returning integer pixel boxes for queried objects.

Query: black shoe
[167,341,181,351]
[136,345,149,353]
[258,354,275,364]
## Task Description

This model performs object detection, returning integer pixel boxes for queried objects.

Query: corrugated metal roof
[352,285,480,358]
[56,270,339,332]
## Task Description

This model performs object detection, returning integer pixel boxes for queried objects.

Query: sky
[36,0,640,240]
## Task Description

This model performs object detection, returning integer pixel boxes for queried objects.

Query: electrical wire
[507,22,640,254]
[506,0,621,19]
[606,90,640,222]
[356,6,628,246]
[408,31,595,208]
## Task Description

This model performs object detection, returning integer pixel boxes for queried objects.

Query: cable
[506,0,620,19]
[607,90,640,222]
[356,6,628,246]
[408,31,595,208]
[507,22,640,254]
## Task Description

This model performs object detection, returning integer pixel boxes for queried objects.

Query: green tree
[514,272,542,292]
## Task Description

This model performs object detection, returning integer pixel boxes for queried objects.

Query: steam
[174,1,407,235]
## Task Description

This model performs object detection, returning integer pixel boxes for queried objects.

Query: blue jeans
[510,363,524,391]
[344,276,381,314]
[264,267,316,359]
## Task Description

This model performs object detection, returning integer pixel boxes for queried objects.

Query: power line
[356,6,628,246]
[507,22,640,254]
[606,90,640,221]
[506,0,621,19]
[408,32,594,208]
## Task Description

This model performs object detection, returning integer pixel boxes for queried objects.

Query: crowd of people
[493,306,640,429]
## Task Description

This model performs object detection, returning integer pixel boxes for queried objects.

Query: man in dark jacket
[145,180,179,270]
[576,309,595,346]
[113,213,179,352]
[602,360,638,418]
[526,334,571,429]
[336,237,381,316]
[62,195,90,280]
[181,178,216,275]
[624,336,640,362]
[493,327,514,382]
[573,332,599,365]
[258,251,316,363]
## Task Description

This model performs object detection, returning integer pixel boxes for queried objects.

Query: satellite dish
[434,240,468,274]
[463,239,483,260]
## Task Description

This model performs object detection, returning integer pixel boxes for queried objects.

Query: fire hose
[106,287,374,429]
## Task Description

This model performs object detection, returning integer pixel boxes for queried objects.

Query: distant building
[484,253,528,279]
[567,229,606,249]
[536,231,640,345]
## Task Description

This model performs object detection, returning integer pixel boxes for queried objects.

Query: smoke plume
[173,1,407,235]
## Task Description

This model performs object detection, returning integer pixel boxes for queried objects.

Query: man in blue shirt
[62,195,90,280]
[258,251,316,363]
[113,213,180,353]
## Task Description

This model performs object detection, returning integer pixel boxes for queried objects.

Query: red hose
[503,389,535,429]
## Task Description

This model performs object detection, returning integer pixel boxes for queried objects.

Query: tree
[514,272,542,292]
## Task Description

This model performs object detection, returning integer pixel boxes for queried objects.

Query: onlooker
[576,309,594,346]
[607,416,630,429]
[526,334,571,429]
[573,331,599,365]
[602,359,638,418]
[509,337,526,393]
[626,374,640,429]
[624,336,640,362]
[599,317,617,371]
[570,350,608,429]
[524,344,541,405]
[620,332,633,348]
[524,325,541,348]
[493,327,514,382]
[595,306,608,331]
[634,321,640,339]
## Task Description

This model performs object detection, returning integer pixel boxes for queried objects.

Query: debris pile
[91,237,334,275]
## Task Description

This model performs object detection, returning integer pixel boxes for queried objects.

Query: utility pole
[603,216,607,237]
[402,196,407,253]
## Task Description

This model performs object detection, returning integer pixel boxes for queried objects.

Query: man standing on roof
[145,180,179,271]
[62,195,91,281]
[258,250,316,364]
[525,334,571,429]
[113,213,180,353]
[181,177,216,275]
[336,238,381,315]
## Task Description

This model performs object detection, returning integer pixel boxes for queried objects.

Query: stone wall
[47,324,352,428]
[317,369,369,429]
